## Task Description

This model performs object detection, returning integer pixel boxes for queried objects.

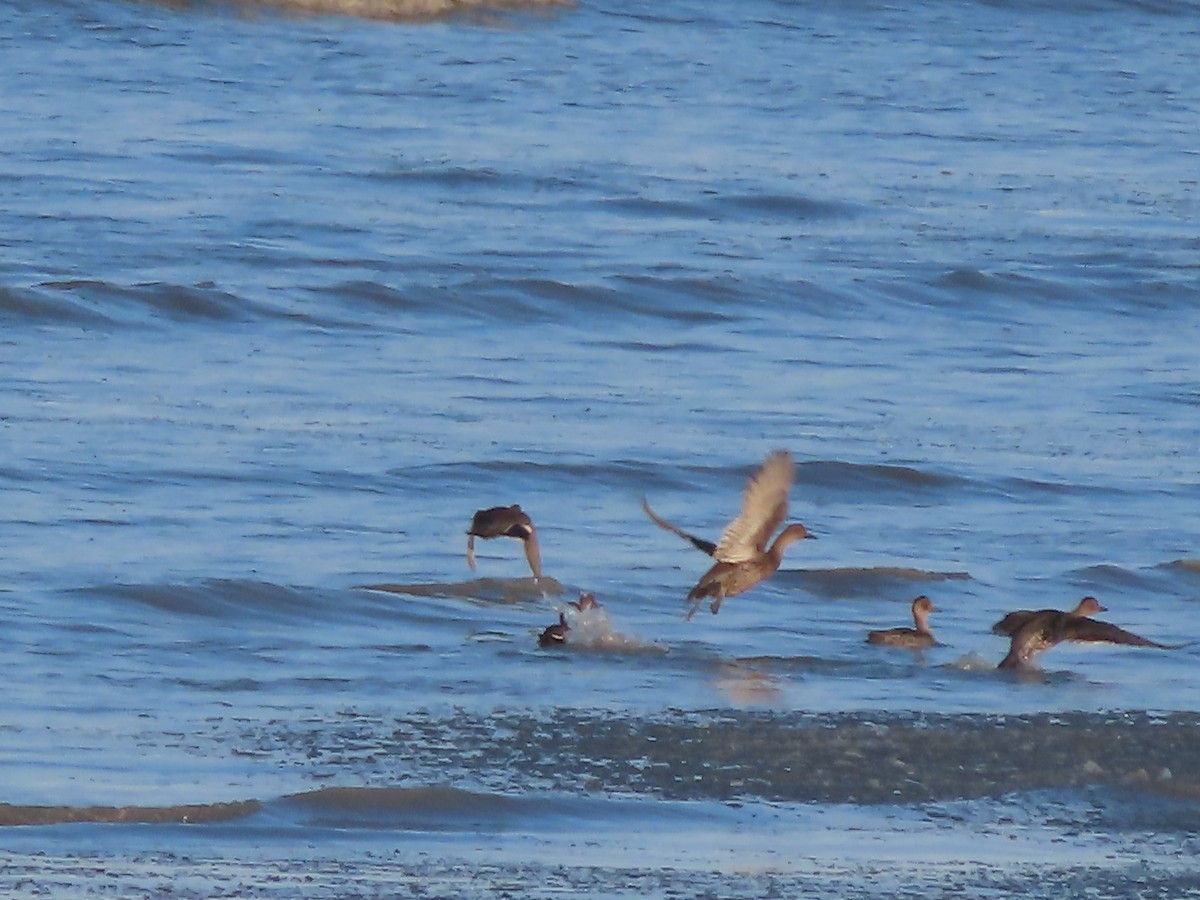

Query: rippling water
[3,0,1200,895]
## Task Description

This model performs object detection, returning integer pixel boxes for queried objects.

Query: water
[3,0,1200,894]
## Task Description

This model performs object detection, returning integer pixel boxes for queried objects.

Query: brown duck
[866,595,937,649]
[991,596,1106,637]
[466,505,542,580]
[682,450,816,618]
[997,603,1189,670]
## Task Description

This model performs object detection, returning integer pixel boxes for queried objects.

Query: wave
[1072,560,1200,598]
[797,460,964,497]
[396,458,671,496]
[16,260,1188,337]
[874,262,1200,320]
[303,274,744,328]
[77,577,571,631]
[82,578,329,621]
[994,475,1128,499]
[782,566,970,599]
[1072,563,1163,592]
[0,268,758,332]
[0,285,111,326]
[75,578,441,631]
[601,191,855,223]
[1159,559,1200,580]
[712,192,857,222]
[0,280,302,329]
[359,576,565,604]
[402,457,967,504]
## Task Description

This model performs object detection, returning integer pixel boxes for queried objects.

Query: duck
[537,593,600,648]
[997,605,1188,671]
[991,596,1105,637]
[538,613,569,647]
[866,595,937,648]
[466,504,542,580]
[682,450,816,618]
[569,592,600,613]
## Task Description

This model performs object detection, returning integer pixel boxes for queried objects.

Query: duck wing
[991,609,1038,637]
[641,498,718,556]
[1058,616,1188,649]
[469,505,531,538]
[522,525,543,580]
[713,451,795,564]
[993,602,1104,637]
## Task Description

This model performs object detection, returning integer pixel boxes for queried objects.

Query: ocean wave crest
[81,578,338,622]
[783,566,971,599]
[798,460,963,496]
[359,576,565,604]
[1,280,293,328]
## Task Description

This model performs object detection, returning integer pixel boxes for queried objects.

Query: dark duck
[466,504,542,580]
[995,598,1189,671]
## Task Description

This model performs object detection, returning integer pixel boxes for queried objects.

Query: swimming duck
[866,595,937,648]
[683,450,816,618]
[538,613,569,647]
[641,497,717,556]
[997,605,1187,671]
[466,505,542,580]
[991,596,1105,637]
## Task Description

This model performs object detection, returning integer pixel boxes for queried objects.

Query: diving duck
[466,504,542,580]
